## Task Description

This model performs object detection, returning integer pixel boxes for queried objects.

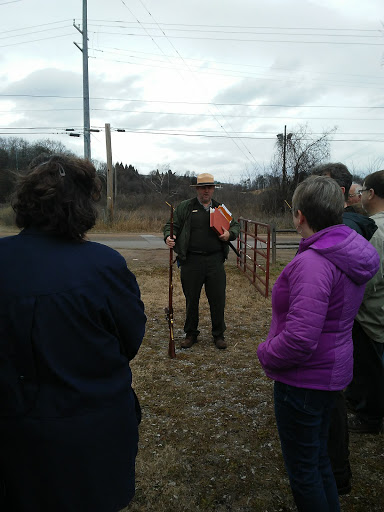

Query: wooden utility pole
[105,123,114,224]
[277,125,292,198]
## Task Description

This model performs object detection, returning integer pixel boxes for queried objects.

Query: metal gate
[236,217,270,297]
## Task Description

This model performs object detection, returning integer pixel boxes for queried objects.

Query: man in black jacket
[164,173,240,350]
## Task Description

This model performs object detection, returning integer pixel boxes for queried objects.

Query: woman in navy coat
[0,155,146,511]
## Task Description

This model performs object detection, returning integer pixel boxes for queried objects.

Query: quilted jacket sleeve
[229,217,240,241]
[257,254,335,371]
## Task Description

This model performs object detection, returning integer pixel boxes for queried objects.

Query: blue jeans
[274,381,340,512]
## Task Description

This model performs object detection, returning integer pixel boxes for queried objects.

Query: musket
[229,241,240,258]
[164,202,176,359]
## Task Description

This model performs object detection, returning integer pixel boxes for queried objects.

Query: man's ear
[340,186,346,196]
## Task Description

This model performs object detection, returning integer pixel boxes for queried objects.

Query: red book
[210,205,231,236]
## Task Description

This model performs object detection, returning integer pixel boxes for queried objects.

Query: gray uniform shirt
[356,211,384,342]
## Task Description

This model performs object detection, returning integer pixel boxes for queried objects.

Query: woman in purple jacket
[257,176,379,512]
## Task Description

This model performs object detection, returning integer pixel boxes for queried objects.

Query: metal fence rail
[236,217,270,298]
[270,225,300,264]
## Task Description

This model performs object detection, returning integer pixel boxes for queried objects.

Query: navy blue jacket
[0,228,146,511]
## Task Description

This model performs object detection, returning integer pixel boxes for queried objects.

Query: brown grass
[0,202,294,234]
[117,253,384,512]
[94,209,167,233]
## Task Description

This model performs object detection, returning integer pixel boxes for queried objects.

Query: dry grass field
[116,248,384,512]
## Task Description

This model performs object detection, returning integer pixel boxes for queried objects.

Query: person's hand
[166,235,176,248]
[219,228,230,242]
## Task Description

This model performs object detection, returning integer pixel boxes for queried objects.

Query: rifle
[164,202,176,359]
[229,241,240,258]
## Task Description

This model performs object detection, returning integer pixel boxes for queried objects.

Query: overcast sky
[1,0,383,182]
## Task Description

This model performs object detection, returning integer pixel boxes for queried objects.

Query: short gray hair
[292,176,344,232]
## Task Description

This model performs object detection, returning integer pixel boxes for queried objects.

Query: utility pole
[276,125,292,198]
[105,123,114,224]
[73,0,91,160]
[114,162,117,203]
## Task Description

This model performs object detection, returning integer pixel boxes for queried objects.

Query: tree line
[0,125,371,219]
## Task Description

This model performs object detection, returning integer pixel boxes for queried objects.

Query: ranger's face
[196,185,215,205]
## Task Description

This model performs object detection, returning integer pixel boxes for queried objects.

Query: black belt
[188,250,222,255]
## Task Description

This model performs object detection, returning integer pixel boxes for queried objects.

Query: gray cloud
[1,1,383,182]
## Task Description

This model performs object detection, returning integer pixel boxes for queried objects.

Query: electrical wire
[87,23,382,39]
[1,116,381,135]
[87,29,384,46]
[1,19,72,35]
[86,44,384,81]
[86,20,381,33]
[0,25,72,41]
[1,94,383,110]
[0,32,75,48]
[1,127,382,143]
[88,51,384,90]
[119,0,259,167]
[2,107,383,120]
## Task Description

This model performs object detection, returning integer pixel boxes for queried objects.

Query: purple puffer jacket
[257,224,380,391]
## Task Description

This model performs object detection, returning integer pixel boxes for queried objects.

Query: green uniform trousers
[180,252,226,338]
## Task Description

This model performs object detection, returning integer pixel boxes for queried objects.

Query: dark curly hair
[12,154,102,240]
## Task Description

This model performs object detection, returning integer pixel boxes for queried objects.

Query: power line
[0,19,72,35]
[87,30,384,46]
[1,128,382,143]
[87,24,383,39]
[0,25,71,41]
[15,106,380,121]
[3,125,383,136]
[139,0,260,166]
[0,132,64,135]
[110,129,384,143]
[3,107,384,121]
[0,126,84,129]
[105,126,384,136]
[119,0,259,167]
[87,44,384,81]
[89,51,384,90]
[1,94,383,109]
[86,19,382,33]
[0,32,74,48]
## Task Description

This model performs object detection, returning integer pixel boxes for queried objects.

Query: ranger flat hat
[191,172,217,187]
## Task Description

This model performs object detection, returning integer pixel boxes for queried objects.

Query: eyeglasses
[348,193,359,198]
[357,188,369,195]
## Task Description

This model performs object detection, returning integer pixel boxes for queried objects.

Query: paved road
[0,231,300,251]
[0,231,167,250]
[87,233,167,250]
[89,233,300,251]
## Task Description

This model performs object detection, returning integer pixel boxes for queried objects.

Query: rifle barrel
[166,202,176,359]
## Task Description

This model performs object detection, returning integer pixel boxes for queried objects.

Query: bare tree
[274,124,337,195]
